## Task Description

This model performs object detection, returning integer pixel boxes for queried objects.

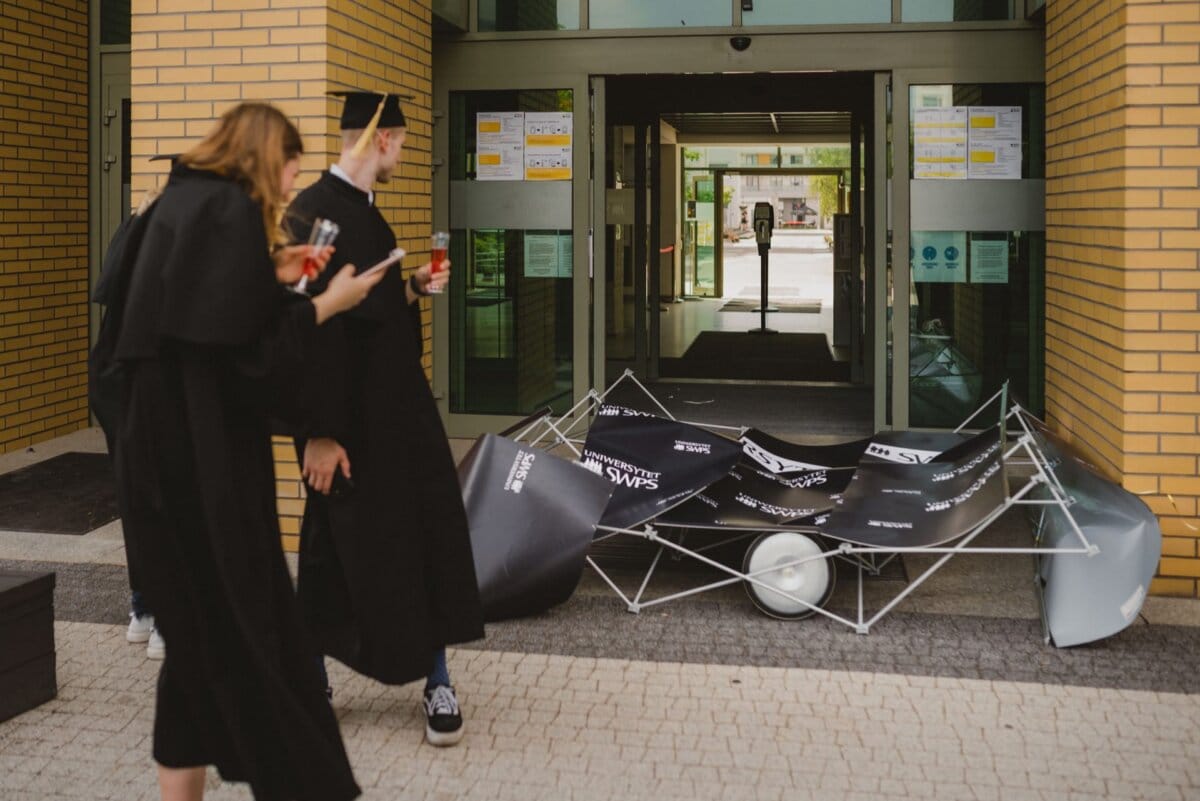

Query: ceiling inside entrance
[660,111,852,138]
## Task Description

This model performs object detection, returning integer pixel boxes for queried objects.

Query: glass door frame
[432,71,594,437]
[890,61,1045,430]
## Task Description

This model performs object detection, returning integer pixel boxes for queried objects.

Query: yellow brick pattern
[1046,0,1200,596]
[130,0,434,549]
[0,0,91,454]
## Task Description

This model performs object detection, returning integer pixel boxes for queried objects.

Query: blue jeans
[130,591,150,619]
[315,648,449,690]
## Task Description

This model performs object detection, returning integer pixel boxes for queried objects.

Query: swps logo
[503,450,536,494]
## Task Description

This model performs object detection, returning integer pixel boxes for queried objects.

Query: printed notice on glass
[970,239,1009,284]
[524,233,571,278]
[524,112,572,181]
[968,107,1022,179]
[911,231,967,283]
[476,112,524,181]
[913,107,967,180]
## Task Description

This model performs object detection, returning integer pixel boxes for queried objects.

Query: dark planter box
[0,571,56,723]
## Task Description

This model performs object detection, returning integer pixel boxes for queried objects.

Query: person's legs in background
[422,648,463,747]
[127,591,166,660]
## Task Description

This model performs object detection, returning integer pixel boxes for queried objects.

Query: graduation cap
[149,153,181,164]
[329,90,412,158]
[330,90,411,129]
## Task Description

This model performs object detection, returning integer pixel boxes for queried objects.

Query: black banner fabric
[660,461,854,530]
[740,428,871,472]
[458,434,615,622]
[819,428,1008,548]
[583,406,743,530]
[860,430,970,465]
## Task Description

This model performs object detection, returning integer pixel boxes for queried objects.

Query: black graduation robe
[286,171,484,685]
[113,165,359,801]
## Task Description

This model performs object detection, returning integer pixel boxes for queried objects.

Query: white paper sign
[968,107,1022,179]
[524,112,572,181]
[970,239,1009,284]
[911,231,967,284]
[913,107,968,180]
[524,233,572,278]
[477,112,524,181]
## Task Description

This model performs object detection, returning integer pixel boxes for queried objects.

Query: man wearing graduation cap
[285,90,484,747]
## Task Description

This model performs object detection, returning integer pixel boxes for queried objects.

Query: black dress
[286,172,484,685]
[113,165,360,801]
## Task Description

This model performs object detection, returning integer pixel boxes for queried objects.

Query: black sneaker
[422,685,464,746]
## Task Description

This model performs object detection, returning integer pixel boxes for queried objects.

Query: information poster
[913,107,967,180]
[524,112,572,181]
[524,233,572,278]
[476,112,524,181]
[968,107,1022,179]
[970,239,1009,284]
[911,231,967,283]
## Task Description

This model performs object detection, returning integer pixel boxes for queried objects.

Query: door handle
[103,155,117,172]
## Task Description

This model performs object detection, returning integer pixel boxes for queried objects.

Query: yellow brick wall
[1045,0,1200,596]
[0,0,90,454]
[130,0,434,550]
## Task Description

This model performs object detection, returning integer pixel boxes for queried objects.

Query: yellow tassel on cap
[350,94,387,158]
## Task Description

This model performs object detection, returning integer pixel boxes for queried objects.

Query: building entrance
[601,73,879,400]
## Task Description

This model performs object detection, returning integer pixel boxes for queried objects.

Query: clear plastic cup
[429,231,450,294]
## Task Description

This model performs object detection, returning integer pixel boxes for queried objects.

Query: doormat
[0,453,119,535]
[719,298,822,314]
[660,331,850,382]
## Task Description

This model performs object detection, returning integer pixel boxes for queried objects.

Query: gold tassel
[350,95,387,158]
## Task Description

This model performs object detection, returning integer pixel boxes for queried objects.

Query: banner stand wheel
[743,531,836,620]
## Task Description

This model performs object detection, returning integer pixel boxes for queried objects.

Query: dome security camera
[730,35,751,52]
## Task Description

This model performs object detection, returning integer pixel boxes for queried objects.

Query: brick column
[0,1,89,454]
[1045,0,1200,596]
[130,0,434,549]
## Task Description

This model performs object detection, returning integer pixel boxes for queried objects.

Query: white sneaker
[126,613,154,644]
[146,628,166,660]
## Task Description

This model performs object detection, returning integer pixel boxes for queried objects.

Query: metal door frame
[432,72,594,438]
[890,61,1045,430]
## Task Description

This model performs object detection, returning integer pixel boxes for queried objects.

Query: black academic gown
[113,166,360,801]
[286,171,484,685]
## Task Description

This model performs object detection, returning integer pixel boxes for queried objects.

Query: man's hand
[407,259,451,302]
[302,437,351,496]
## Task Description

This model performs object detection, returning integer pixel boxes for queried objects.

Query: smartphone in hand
[360,247,405,278]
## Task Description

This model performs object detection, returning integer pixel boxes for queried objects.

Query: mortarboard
[329,90,412,158]
[149,153,181,164]
[329,90,410,130]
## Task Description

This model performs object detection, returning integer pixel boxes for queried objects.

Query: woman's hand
[406,259,451,303]
[311,264,385,324]
[273,244,334,285]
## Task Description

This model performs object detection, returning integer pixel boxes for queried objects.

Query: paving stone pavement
[8,557,1200,695]
[4,430,1200,800]
[2,621,1199,801]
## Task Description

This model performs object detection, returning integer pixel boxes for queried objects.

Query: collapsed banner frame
[508,371,1154,644]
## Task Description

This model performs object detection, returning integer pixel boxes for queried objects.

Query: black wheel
[742,531,836,620]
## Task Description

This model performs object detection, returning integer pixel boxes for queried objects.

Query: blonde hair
[179,102,303,246]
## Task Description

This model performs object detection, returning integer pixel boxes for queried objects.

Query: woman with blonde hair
[113,102,380,801]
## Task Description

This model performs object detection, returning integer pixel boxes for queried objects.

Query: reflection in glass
[590,0,730,29]
[744,0,891,25]
[448,89,574,416]
[606,126,637,360]
[449,229,574,415]
[478,0,580,31]
[906,231,1043,427]
[902,0,1013,22]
